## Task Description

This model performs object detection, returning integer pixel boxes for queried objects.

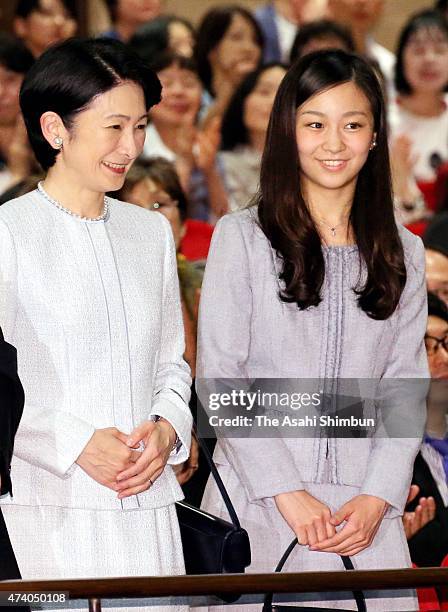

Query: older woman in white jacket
[0,37,191,604]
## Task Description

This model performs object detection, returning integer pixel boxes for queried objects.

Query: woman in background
[102,0,161,42]
[130,15,195,60]
[289,18,355,63]
[13,0,78,58]
[194,6,263,126]
[137,51,228,222]
[390,10,448,222]
[219,63,287,211]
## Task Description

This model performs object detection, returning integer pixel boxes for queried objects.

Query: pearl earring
[54,136,63,149]
[370,138,377,151]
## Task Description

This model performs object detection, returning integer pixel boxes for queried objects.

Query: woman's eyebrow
[104,112,149,120]
[299,110,369,117]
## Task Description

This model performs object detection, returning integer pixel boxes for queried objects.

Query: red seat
[413,563,441,611]
[438,556,448,610]
[179,218,214,261]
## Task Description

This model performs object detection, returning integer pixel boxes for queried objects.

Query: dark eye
[108,125,122,130]
[136,124,147,130]
[346,122,361,130]
[308,122,323,129]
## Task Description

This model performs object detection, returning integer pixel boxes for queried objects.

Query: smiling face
[150,62,202,128]
[295,81,375,199]
[402,26,448,95]
[54,81,148,193]
[14,0,77,57]
[243,66,286,139]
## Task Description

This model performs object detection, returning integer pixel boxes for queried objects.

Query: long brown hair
[257,50,406,320]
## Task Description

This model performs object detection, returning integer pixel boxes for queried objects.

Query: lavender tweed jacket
[197,207,429,517]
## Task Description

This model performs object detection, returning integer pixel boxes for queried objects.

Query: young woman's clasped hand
[275,490,387,556]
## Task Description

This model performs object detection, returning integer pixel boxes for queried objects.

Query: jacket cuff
[149,393,192,465]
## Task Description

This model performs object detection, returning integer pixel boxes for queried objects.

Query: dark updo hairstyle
[289,19,355,64]
[221,63,286,151]
[395,9,448,95]
[15,0,78,19]
[130,15,195,61]
[194,5,264,95]
[258,49,405,320]
[0,33,34,74]
[19,37,161,171]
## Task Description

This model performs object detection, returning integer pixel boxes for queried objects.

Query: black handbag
[175,431,251,595]
[263,538,366,612]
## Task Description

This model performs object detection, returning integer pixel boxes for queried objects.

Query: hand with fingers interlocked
[115,418,178,499]
[76,427,141,491]
[276,491,389,556]
[309,494,388,556]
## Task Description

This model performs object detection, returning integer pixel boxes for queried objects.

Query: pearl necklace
[37,182,109,222]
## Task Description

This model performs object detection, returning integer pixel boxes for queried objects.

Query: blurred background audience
[130,14,195,59]
[424,213,448,306]
[102,0,161,42]
[135,51,228,223]
[326,0,395,95]
[255,0,323,63]
[390,9,448,228]
[13,0,78,57]
[405,292,448,571]
[194,6,263,125]
[289,17,354,62]
[0,33,36,194]
[219,62,286,210]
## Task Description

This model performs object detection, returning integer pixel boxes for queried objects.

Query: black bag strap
[192,426,241,529]
[262,538,366,612]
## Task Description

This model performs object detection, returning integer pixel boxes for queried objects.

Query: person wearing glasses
[406,292,448,569]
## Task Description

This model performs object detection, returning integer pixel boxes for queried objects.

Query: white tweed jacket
[0,189,192,511]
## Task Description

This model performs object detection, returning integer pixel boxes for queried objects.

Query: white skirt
[2,504,188,611]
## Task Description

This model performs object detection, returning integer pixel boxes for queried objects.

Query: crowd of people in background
[2,0,448,606]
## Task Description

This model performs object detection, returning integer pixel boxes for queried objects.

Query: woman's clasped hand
[77,419,177,499]
[275,490,388,556]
